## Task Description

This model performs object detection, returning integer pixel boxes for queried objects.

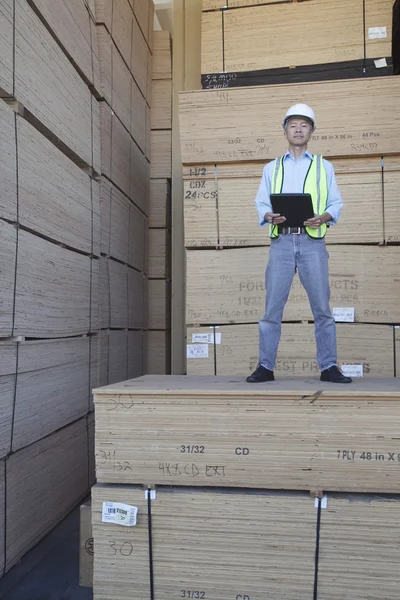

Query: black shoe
[320,365,352,384]
[246,365,275,383]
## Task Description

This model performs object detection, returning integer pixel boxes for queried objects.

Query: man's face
[284,118,313,146]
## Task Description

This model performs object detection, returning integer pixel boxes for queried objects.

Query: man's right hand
[265,212,286,225]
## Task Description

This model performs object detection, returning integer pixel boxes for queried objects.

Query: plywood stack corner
[147,30,172,375]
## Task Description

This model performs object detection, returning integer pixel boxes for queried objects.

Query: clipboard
[270,193,314,228]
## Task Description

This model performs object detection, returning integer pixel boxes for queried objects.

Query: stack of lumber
[0,0,102,577]
[179,77,400,378]
[180,78,400,161]
[187,323,396,377]
[0,0,153,579]
[147,31,172,374]
[88,7,400,597]
[91,484,400,600]
[93,0,155,384]
[201,0,395,88]
[91,375,400,598]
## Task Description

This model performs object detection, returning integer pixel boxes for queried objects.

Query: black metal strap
[381,158,386,243]
[362,0,367,73]
[313,498,322,600]
[221,9,226,73]
[147,491,155,600]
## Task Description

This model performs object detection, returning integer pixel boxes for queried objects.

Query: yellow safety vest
[270,154,328,239]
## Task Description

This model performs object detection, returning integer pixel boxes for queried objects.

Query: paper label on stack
[368,27,387,39]
[102,502,137,526]
[187,344,209,358]
[341,364,363,378]
[374,58,388,68]
[192,333,222,344]
[332,307,355,322]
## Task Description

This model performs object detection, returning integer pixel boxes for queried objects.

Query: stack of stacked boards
[91,375,400,599]
[201,0,397,89]
[94,0,155,386]
[179,77,400,377]
[148,31,173,374]
[0,0,154,578]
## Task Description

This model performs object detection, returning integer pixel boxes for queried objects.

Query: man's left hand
[304,212,332,228]
[304,215,322,228]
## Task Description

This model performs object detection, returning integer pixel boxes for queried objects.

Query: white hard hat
[282,104,316,130]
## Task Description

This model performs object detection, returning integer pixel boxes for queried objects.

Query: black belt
[278,226,306,235]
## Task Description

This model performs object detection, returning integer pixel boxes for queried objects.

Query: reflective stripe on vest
[269,154,328,238]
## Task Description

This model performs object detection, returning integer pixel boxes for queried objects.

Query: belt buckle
[291,227,301,235]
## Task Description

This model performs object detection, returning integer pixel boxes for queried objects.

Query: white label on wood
[187,344,209,359]
[192,333,222,344]
[374,58,388,68]
[102,502,137,526]
[314,495,328,509]
[368,27,387,39]
[341,364,364,378]
[332,307,355,322]
[192,333,211,343]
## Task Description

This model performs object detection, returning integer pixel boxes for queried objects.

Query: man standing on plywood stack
[247,104,352,384]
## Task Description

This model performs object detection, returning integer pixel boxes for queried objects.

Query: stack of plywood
[93,0,155,384]
[91,484,400,600]
[0,0,102,576]
[147,31,172,374]
[201,0,394,88]
[94,377,400,492]
[180,78,400,162]
[91,375,400,598]
[0,0,154,579]
[179,77,400,377]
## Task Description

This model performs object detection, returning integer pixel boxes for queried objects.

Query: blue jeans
[259,233,337,371]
